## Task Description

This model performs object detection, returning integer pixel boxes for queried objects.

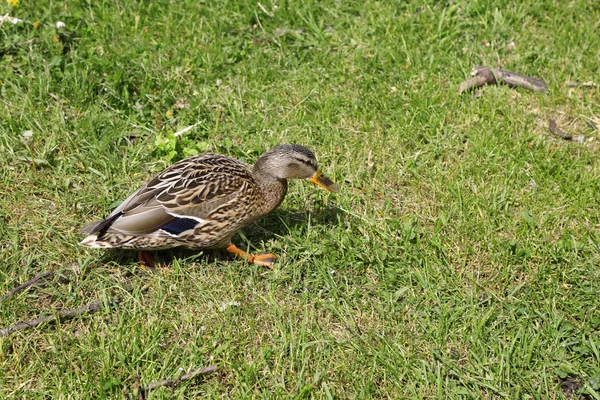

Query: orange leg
[138,251,156,269]
[226,244,277,268]
[138,251,172,270]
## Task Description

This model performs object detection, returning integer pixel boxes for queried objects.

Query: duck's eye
[294,158,313,167]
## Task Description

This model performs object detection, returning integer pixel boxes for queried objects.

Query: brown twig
[459,66,548,95]
[1,270,71,303]
[0,298,122,337]
[135,366,219,398]
[1,272,56,303]
[548,119,572,140]
[567,81,597,88]
[548,119,585,143]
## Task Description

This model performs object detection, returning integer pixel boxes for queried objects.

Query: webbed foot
[226,244,277,268]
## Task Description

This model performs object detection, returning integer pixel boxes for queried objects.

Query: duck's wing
[82,154,259,240]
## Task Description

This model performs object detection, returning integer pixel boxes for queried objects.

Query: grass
[0,0,599,398]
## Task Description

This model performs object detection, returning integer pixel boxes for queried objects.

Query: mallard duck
[79,144,338,267]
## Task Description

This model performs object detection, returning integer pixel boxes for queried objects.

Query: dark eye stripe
[293,157,313,165]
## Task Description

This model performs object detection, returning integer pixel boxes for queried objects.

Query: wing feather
[91,153,259,239]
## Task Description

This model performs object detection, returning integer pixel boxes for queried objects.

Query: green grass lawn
[1,0,599,398]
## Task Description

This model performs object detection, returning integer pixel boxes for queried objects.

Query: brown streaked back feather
[82,153,262,242]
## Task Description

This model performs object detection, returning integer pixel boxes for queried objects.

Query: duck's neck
[252,167,288,215]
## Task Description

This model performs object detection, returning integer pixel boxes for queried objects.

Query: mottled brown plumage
[79,144,338,266]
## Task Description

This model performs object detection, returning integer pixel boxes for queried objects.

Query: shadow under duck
[79,144,338,267]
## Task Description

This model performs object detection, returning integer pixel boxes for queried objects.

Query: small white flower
[56,21,66,29]
[22,130,34,143]
[219,301,240,311]
[529,179,537,189]
[0,15,23,25]
[329,269,336,276]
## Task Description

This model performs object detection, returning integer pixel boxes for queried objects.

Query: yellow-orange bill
[308,171,339,193]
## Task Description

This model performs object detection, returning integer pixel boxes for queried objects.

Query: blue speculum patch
[161,217,198,235]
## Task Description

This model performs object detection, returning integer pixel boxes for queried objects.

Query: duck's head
[254,144,339,193]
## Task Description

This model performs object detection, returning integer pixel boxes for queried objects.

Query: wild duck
[79,144,338,267]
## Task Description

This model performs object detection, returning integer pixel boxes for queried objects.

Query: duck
[79,144,338,267]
